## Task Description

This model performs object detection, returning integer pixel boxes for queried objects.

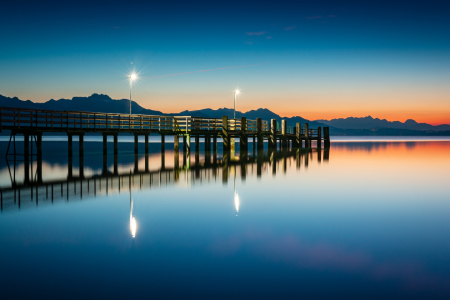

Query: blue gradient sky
[1,0,449,124]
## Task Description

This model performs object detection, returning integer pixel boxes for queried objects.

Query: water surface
[0,138,449,299]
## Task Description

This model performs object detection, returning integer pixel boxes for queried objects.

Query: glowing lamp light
[235,90,240,95]
[130,73,137,81]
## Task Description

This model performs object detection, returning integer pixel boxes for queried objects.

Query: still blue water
[0,138,449,299]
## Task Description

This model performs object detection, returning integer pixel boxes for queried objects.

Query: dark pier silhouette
[0,106,330,209]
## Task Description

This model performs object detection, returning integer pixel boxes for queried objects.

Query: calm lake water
[0,137,449,299]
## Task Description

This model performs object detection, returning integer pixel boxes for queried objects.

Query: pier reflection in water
[0,141,325,212]
[1,139,450,299]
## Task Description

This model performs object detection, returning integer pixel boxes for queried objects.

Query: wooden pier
[0,106,330,184]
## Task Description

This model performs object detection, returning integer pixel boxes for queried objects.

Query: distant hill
[316,115,450,131]
[0,93,325,128]
[1,94,449,136]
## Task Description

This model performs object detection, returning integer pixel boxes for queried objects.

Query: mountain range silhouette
[1,93,449,136]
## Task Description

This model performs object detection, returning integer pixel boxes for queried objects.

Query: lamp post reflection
[234,166,240,215]
[130,189,137,238]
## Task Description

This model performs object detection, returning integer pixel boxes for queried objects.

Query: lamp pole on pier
[129,73,137,115]
[234,90,240,120]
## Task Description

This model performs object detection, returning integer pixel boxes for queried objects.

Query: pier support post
[134,133,139,172]
[145,134,149,172]
[36,133,43,183]
[79,133,84,178]
[213,135,217,164]
[317,127,322,149]
[296,123,301,149]
[270,119,277,150]
[102,133,107,174]
[324,127,331,148]
[240,117,247,157]
[161,134,165,170]
[222,116,229,154]
[257,118,263,151]
[281,120,287,150]
[174,135,180,170]
[114,134,118,175]
[194,135,199,165]
[205,134,211,165]
[68,133,73,179]
[304,123,309,148]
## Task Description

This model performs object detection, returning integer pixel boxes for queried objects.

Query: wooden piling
[317,126,322,149]
[304,123,309,148]
[222,116,229,153]
[257,118,263,151]
[68,133,73,179]
[79,133,84,178]
[281,120,287,150]
[114,134,119,175]
[240,117,247,155]
[270,119,277,150]
[296,123,301,149]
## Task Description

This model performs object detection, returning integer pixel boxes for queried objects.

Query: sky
[0,0,449,125]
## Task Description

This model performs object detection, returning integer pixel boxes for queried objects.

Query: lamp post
[129,73,137,115]
[234,90,240,120]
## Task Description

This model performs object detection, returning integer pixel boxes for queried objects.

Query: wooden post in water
[281,120,287,150]
[36,133,43,183]
[270,119,277,150]
[102,133,107,174]
[68,133,73,179]
[324,127,330,148]
[134,133,139,172]
[304,123,309,148]
[317,126,322,149]
[114,134,118,175]
[79,133,84,178]
[257,118,263,151]
[144,134,149,172]
[194,135,200,165]
[240,117,247,156]
[222,116,229,153]
[296,123,301,149]
[213,135,217,164]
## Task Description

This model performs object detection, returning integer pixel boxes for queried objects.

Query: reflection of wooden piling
[68,133,73,179]
[222,153,229,184]
[79,133,84,178]
[270,150,276,175]
[296,149,301,169]
[257,150,262,177]
[318,147,322,163]
[324,148,330,161]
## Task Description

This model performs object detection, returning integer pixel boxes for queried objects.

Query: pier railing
[0,107,274,134]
